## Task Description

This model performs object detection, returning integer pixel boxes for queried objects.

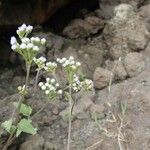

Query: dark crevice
[43,0,99,34]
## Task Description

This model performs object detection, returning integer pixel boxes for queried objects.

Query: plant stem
[2,63,31,150]
[67,83,72,150]
[34,69,40,92]
[25,63,31,90]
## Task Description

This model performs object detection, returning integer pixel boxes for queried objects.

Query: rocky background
[0,0,150,149]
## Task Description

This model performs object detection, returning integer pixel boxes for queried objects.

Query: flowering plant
[1,24,93,150]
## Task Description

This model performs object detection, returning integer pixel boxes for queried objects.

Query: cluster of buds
[44,62,57,73]
[72,75,82,92]
[18,85,27,95]
[81,79,93,91]
[16,24,33,38]
[10,24,46,64]
[33,56,46,69]
[38,78,62,99]
[72,75,93,92]
[56,56,81,73]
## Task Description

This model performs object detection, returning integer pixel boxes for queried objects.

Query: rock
[44,141,58,150]
[55,37,104,78]
[105,59,128,80]
[20,134,44,150]
[96,70,150,149]
[93,67,113,89]
[0,0,74,32]
[139,4,150,31]
[99,0,145,19]
[78,44,104,78]
[0,88,8,99]
[124,52,145,77]
[63,15,104,39]
[103,4,149,59]
[113,60,128,80]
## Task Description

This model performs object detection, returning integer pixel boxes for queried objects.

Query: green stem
[34,69,40,92]
[67,83,72,150]
[2,63,31,150]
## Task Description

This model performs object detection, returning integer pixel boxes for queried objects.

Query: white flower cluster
[33,56,46,69]
[44,62,57,73]
[38,78,62,98]
[72,75,82,92]
[72,75,93,92]
[18,85,27,95]
[56,56,81,71]
[16,24,33,38]
[10,24,46,63]
[82,79,93,91]
[11,36,46,52]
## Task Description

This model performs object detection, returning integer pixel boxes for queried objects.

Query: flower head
[44,62,57,73]
[33,56,46,69]
[38,78,62,99]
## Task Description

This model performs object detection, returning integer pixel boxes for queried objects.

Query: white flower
[26,25,33,32]
[38,82,43,87]
[45,90,50,95]
[56,58,61,62]
[76,62,81,66]
[27,43,34,49]
[17,86,22,91]
[62,57,66,62]
[20,43,26,49]
[41,38,46,45]
[41,85,46,90]
[51,79,55,83]
[71,65,76,70]
[22,24,27,29]
[46,78,50,82]
[31,37,35,42]
[35,37,40,43]
[69,56,74,60]
[11,44,17,50]
[33,46,39,51]
[58,90,62,94]
[10,37,17,45]
[55,83,59,87]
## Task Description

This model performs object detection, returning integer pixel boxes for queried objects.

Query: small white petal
[58,90,62,94]
[27,43,34,49]
[51,79,55,83]
[11,44,17,50]
[38,82,43,87]
[45,90,50,95]
[46,78,50,82]
[10,37,17,45]
[41,38,46,45]
[41,85,46,90]
[76,62,81,66]
[20,43,26,49]
[33,46,39,51]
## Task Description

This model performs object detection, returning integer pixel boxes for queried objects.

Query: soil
[0,1,150,150]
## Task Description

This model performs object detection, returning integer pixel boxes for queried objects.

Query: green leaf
[16,129,22,137]
[13,102,32,117]
[1,119,13,133]
[17,119,37,135]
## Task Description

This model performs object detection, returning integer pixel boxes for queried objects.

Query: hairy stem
[34,69,40,92]
[67,84,72,150]
[2,63,31,150]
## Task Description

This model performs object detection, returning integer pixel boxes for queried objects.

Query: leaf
[1,119,13,133]
[16,129,22,137]
[13,102,32,117]
[17,119,37,135]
